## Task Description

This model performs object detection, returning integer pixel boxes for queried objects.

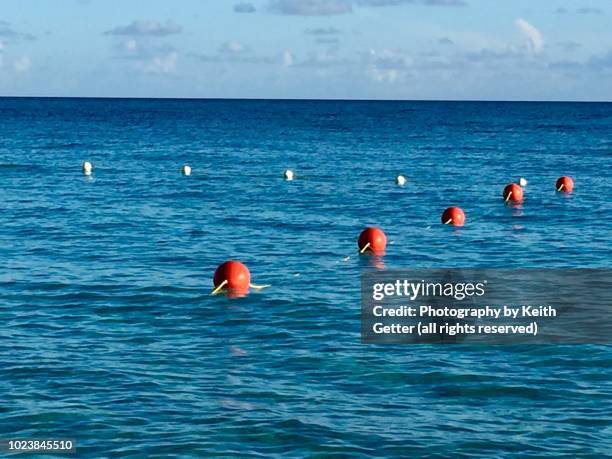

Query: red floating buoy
[358,227,387,255]
[503,183,524,203]
[213,260,251,296]
[556,176,574,193]
[441,207,465,227]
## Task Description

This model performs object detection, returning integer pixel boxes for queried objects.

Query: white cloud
[234,2,257,13]
[192,43,279,65]
[304,27,341,35]
[298,50,347,69]
[111,37,178,75]
[270,0,353,16]
[363,48,412,82]
[124,39,137,51]
[515,18,544,54]
[368,67,399,83]
[13,56,31,73]
[268,0,467,15]
[142,51,178,74]
[0,20,36,42]
[282,50,294,66]
[366,48,413,67]
[219,40,248,54]
[576,7,603,15]
[104,20,182,37]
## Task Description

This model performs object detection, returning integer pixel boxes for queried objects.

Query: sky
[0,0,611,100]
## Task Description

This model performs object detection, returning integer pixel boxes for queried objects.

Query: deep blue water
[0,98,611,458]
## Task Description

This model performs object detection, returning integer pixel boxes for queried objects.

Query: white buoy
[396,174,407,186]
[82,161,93,176]
[518,177,528,187]
[284,169,294,181]
[182,164,192,176]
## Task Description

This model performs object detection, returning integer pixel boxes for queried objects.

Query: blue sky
[0,0,611,100]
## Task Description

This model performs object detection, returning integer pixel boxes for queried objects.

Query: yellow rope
[249,283,270,290]
[359,242,371,254]
[211,279,228,295]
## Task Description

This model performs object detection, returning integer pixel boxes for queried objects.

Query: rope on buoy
[249,283,270,290]
[503,183,524,204]
[211,261,270,296]
[359,242,371,254]
[556,176,574,193]
[357,228,387,255]
[441,207,465,227]
[212,261,251,296]
[211,279,228,295]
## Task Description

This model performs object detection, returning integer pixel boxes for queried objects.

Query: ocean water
[0,98,610,458]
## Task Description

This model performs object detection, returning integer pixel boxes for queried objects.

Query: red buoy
[503,183,524,203]
[441,207,465,227]
[556,176,574,193]
[358,227,387,255]
[213,260,251,295]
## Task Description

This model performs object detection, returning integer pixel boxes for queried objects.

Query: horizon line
[0,95,610,104]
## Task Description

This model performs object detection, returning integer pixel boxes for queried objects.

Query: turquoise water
[0,98,611,457]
